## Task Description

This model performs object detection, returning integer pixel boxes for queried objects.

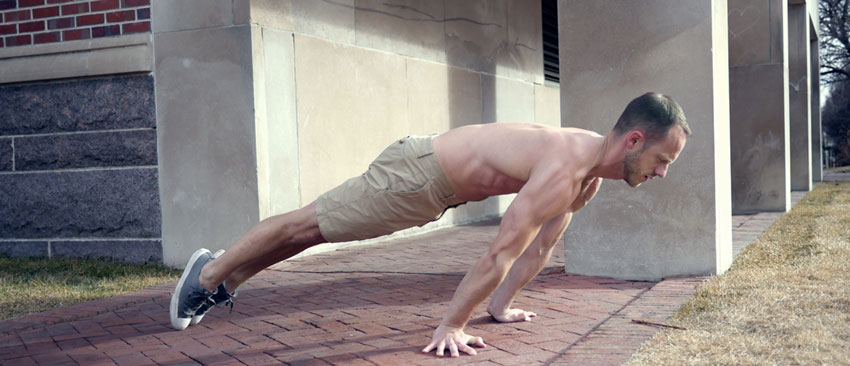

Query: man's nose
[655,164,668,178]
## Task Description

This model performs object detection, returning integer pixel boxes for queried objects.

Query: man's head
[614,93,691,187]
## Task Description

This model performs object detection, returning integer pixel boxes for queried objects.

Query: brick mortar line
[0,7,151,26]
[0,164,157,175]
[2,127,156,139]
[542,283,656,365]
[0,238,161,242]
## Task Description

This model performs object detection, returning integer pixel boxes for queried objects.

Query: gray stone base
[52,240,162,264]
[0,241,48,258]
[0,74,162,264]
[0,240,161,264]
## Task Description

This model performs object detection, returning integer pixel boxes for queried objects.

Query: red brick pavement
[0,219,706,366]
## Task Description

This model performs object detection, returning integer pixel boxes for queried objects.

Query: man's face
[623,127,687,187]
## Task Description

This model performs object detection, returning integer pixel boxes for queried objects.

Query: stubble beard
[623,150,643,187]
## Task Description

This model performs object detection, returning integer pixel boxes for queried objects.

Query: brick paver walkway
[0,194,808,366]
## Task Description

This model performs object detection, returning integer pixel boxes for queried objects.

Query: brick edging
[0,280,174,336]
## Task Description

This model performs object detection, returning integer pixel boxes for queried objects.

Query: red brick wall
[0,0,150,48]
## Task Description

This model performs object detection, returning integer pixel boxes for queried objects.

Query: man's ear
[626,131,644,150]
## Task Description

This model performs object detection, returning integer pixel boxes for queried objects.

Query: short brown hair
[612,92,691,143]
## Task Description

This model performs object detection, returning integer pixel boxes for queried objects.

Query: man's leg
[198,201,326,292]
[171,201,327,329]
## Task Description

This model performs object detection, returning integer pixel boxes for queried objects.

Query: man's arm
[486,211,572,322]
[422,168,577,357]
[571,177,602,212]
[487,178,601,322]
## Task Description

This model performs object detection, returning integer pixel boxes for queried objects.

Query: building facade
[0,0,823,280]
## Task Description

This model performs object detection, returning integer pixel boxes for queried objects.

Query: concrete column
[788,4,812,191]
[153,1,300,266]
[559,0,732,280]
[728,0,791,214]
[810,35,823,182]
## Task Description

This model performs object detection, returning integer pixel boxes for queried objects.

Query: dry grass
[627,182,850,366]
[828,165,850,173]
[0,255,180,321]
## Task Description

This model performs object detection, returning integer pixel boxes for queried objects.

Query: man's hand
[488,308,537,323]
[570,177,602,212]
[422,324,487,358]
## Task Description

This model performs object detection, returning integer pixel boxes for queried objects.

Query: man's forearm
[488,212,571,315]
[440,224,540,328]
[440,254,512,328]
[486,240,555,315]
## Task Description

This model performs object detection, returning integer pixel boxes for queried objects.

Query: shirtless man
[170,92,691,358]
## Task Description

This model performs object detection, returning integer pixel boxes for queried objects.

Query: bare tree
[820,0,850,84]
[820,0,850,166]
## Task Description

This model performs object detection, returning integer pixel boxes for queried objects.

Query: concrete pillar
[788,3,812,191]
[559,0,732,280]
[728,0,791,214]
[153,1,300,266]
[810,34,823,182]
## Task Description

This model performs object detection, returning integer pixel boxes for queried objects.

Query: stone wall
[0,74,161,263]
[559,0,732,280]
[728,0,791,214]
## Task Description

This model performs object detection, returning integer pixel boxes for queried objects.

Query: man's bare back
[433,123,605,204]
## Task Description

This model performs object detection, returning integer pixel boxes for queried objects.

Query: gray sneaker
[170,248,215,330]
[189,249,234,326]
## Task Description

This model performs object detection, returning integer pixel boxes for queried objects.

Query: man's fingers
[421,341,436,354]
[449,339,460,358]
[436,341,446,357]
[458,342,477,356]
[471,336,487,348]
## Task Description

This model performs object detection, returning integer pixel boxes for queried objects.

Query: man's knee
[288,202,325,245]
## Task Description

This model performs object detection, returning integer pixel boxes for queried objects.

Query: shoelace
[185,289,216,316]
[210,288,237,314]
[218,297,235,314]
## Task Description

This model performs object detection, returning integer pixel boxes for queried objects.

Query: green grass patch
[627,182,850,365]
[0,255,181,321]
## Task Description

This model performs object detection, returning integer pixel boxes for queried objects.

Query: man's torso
[432,123,602,205]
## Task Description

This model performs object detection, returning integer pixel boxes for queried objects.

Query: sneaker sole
[170,248,211,330]
[189,249,225,326]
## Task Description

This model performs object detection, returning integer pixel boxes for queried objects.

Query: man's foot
[170,248,215,330]
[190,249,237,326]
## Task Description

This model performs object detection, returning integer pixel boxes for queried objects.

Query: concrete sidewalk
[0,192,809,366]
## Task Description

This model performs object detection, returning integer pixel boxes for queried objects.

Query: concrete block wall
[0,0,151,48]
[0,75,162,264]
[728,0,791,214]
[788,3,812,191]
[810,34,822,182]
[559,0,732,280]
[154,0,561,266]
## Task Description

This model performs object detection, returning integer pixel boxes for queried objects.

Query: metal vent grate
[542,0,559,83]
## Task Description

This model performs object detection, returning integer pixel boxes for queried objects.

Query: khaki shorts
[316,135,466,242]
